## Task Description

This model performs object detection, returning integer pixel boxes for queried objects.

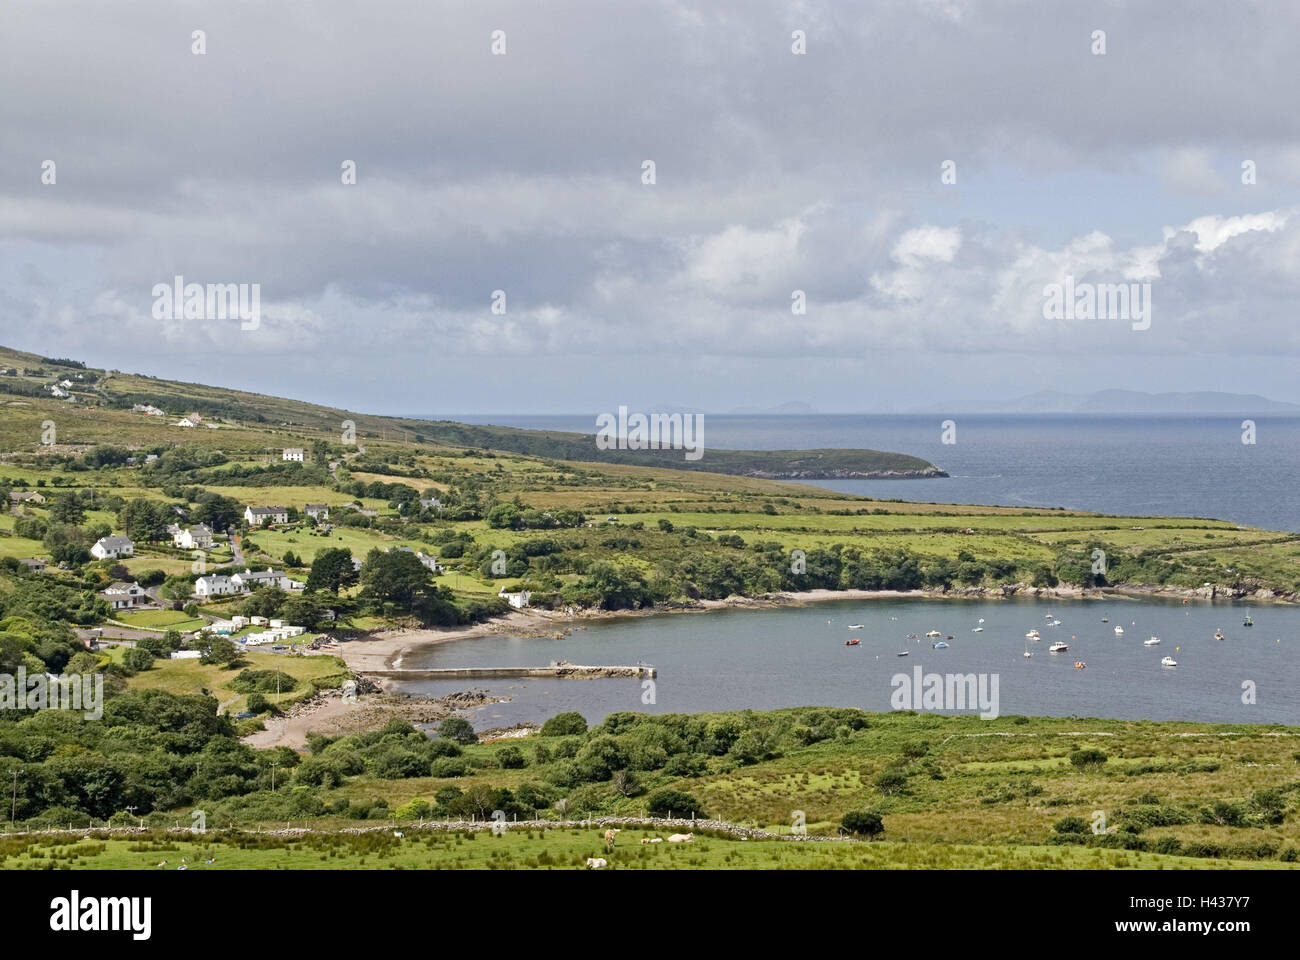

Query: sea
[400,413,1300,728]
[439,413,1300,533]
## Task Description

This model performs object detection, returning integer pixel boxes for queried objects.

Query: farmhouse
[499,589,531,609]
[173,524,214,550]
[282,447,305,462]
[9,491,46,504]
[99,582,149,610]
[173,417,198,428]
[90,535,134,560]
[231,567,304,592]
[244,505,289,525]
[304,503,330,520]
[19,558,46,572]
[194,574,239,598]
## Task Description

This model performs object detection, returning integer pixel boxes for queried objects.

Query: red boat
[845,638,861,646]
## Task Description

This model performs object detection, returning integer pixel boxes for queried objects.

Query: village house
[231,567,304,592]
[173,524,214,550]
[131,403,165,416]
[244,505,289,525]
[99,582,149,611]
[282,447,305,462]
[420,497,443,512]
[19,557,46,572]
[499,589,531,609]
[9,491,46,505]
[90,535,134,560]
[49,385,69,398]
[304,503,330,520]
[194,574,239,598]
[173,417,198,428]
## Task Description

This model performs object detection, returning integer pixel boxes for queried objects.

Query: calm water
[440,414,1300,532]
[393,598,1300,729]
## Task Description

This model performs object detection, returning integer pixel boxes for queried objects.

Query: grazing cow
[640,838,652,844]
[603,828,620,851]
[667,833,694,843]
[585,857,607,869]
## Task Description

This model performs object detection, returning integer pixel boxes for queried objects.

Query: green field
[2,828,1290,870]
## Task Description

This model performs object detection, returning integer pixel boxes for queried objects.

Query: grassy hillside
[0,344,942,478]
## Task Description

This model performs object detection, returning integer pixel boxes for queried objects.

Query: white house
[231,567,304,592]
[419,497,443,512]
[173,417,198,428]
[194,574,239,598]
[499,589,531,609]
[132,404,165,416]
[282,447,304,462]
[416,551,444,574]
[90,535,134,560]
[173,524,214,550]
[304,503,330,520]
[99,581,149,610]
[244,505,289,525]
[50,386,69,399]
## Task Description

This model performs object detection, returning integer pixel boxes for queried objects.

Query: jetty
[365,662,656,680]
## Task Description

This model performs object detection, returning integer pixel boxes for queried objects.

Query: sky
[2,0,1299,415]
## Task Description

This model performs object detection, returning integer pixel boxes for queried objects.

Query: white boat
[1143,636,1160,646]
[1045,613,1054,620]
[896,651,909,657]
[1022,650,1033,658]
[1161,656,1177,667]
[847,624,864,630]
[1114,626,1124,635]
[972,627,983,632]
[1049,641,1069,653]
[977,618,985,624]
[925,630,942,638]
[1026,629,1041,640]
[932,641,950,649]
[1049,619,1062,626]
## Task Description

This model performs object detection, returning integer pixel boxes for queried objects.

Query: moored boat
[1161,656,1178,667]
[1049,641,1069,652]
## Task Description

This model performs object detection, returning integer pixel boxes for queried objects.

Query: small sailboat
[1143,636,1160,646]
[1161,656,1178,667]
[1101,614,1109,622]
[972,626,984,632]
[1022,650,1033,658]
[1026,629,1041,640]
[1049,641,1069,653]
[977,618,985,624]
[847,624,864,630]
[1114,626,1124,635]
[896,650,909,657]
[1049,619,1062,626]
[844,638,860,646]
[932,641,950,649]
[1045,613,1055,620]
[1213,629,1225,641]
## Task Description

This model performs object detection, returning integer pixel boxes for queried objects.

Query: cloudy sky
[2,0,1298,415]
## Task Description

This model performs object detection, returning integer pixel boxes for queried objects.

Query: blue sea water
[437,413,1300,532]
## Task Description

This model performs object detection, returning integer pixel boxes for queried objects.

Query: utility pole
[10,770,16,828]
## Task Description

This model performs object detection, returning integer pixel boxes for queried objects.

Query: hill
[0,345,942,478]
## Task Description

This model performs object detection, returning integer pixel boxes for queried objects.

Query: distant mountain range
[985,390,1300,414]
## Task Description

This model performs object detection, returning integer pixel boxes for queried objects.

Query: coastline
[338,580,1294,676]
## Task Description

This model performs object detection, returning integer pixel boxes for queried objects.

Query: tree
[307,547,357,594]
[198,635,241,666]
[841,810,884,837]
[359,549,459,626]
[48,493,86,525]
[540,711,587,737]
[646,788,706,819]
[438,717,477,745]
